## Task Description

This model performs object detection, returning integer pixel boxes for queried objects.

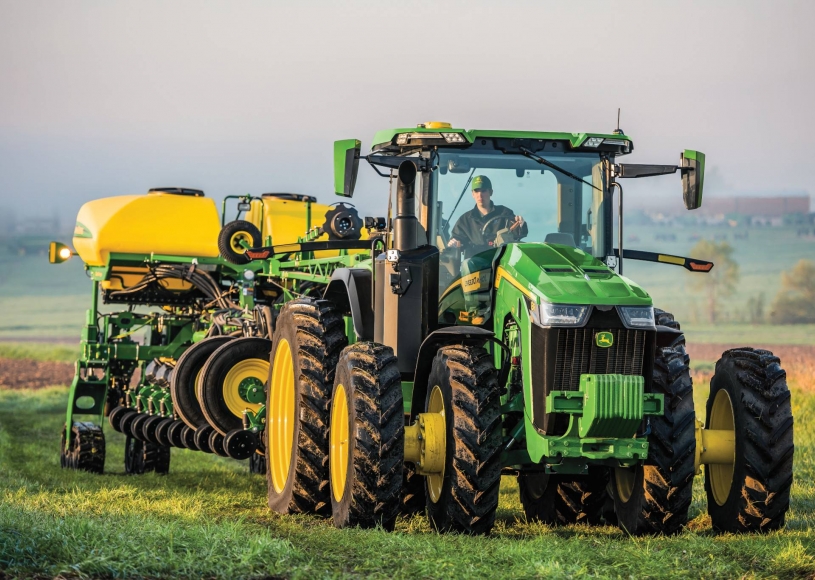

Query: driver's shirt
[451,203,528,252]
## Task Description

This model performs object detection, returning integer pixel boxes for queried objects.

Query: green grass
[0,342,79,363]
[1,381,813,579]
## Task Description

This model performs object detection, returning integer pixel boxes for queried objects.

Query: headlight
[538,303,590,327]
[618,306,655,328]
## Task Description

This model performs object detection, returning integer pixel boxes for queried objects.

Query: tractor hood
[497,243,652,306]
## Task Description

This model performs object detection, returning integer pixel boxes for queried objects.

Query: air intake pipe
[393,160,418,251]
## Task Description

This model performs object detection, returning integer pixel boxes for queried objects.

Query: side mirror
[334,139,361,198]
[49,241,73,264]
[681,150,705,210]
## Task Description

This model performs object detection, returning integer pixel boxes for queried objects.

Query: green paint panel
[578,374,644,438]
[499,243,652,306]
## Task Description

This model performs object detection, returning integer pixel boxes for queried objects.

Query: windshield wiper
[518,147,601,192]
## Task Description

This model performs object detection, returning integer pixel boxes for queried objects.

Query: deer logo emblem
[596,332,614,348]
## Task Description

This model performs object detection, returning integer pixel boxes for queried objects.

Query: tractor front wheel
[705,348,793,532]
[611,309,696,535]
[424,345,502,535]
[519,471,609,525]
[266,299,346,516]
[329,342,404,530]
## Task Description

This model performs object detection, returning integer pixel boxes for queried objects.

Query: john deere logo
[596,332,613,348]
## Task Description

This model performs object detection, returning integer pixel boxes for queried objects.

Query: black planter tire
[171,336,234,429]
[124,436,170,475]
[266,299,347,516]
[108,405,133,433]
[155,418,175,447]
[224,429,258,460]
[218,220,262,265]
[60,422,105,474]
[141,415,165,445]
[194,425,214,453]
[209,429,229,457]
[198,337,272,435]
[167,420,187,448]
[119,411,139,440]
[705,348,794,533]
[610,309,696,535]
[329,343,404,530]
[180,425,198,450]
[424,345,502,535]
[130,414,151,441]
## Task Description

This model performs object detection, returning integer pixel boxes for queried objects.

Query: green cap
[471,175,492,191]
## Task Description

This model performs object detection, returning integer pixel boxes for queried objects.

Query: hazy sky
[1,0,813,221]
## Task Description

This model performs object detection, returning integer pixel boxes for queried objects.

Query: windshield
[431,150,609,259]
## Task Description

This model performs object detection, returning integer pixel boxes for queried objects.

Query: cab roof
[371,124,633,154]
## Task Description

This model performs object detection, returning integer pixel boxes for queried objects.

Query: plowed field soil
[0,358,74,389]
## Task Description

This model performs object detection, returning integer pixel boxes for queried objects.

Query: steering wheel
[480,215,509,242]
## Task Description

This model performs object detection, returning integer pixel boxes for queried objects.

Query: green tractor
[247,122,792,535]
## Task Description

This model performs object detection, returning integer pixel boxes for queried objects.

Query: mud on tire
[706,347,793,533]
[266,298,347,515]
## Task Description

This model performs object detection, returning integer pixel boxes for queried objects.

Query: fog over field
[0,0,813,224]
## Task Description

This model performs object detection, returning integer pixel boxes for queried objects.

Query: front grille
[552,327,647,391]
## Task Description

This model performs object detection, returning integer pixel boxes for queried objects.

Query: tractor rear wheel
[705,348,793,533]
[198,337,271,435]
[266,299,346,516]
[425,345,502,535]
[329,342,404,530]
[124,436,170,475]
[611,309,696,535]
[400,465,426,516]
[519,471,609,525]
[218,220,262,265]
[171,336,234,429]
[60,422,105,473]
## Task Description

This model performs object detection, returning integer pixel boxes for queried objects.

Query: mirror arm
[615,164,692,178]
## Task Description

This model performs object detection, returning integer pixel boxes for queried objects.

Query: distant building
[699,195,810,217]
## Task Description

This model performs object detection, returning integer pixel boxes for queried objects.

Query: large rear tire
[611,309,696,535]
[424,345,502,535]
[705,348,793,533]
[198,337,271,435]
[266,299,347,515]
[171,336,234,429]
[329,343,404,530]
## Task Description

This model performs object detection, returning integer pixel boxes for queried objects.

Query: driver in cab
[447,175,527,254]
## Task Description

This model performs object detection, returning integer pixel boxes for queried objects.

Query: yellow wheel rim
[222,358,269,417]
[708,388,736,506]
[426,385,446,504]
[330,383,350,503]
[269,339,295,494]
[229,231,250,253]
[614,467,636,503]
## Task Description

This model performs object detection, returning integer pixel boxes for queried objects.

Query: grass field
[1,371,813,579]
